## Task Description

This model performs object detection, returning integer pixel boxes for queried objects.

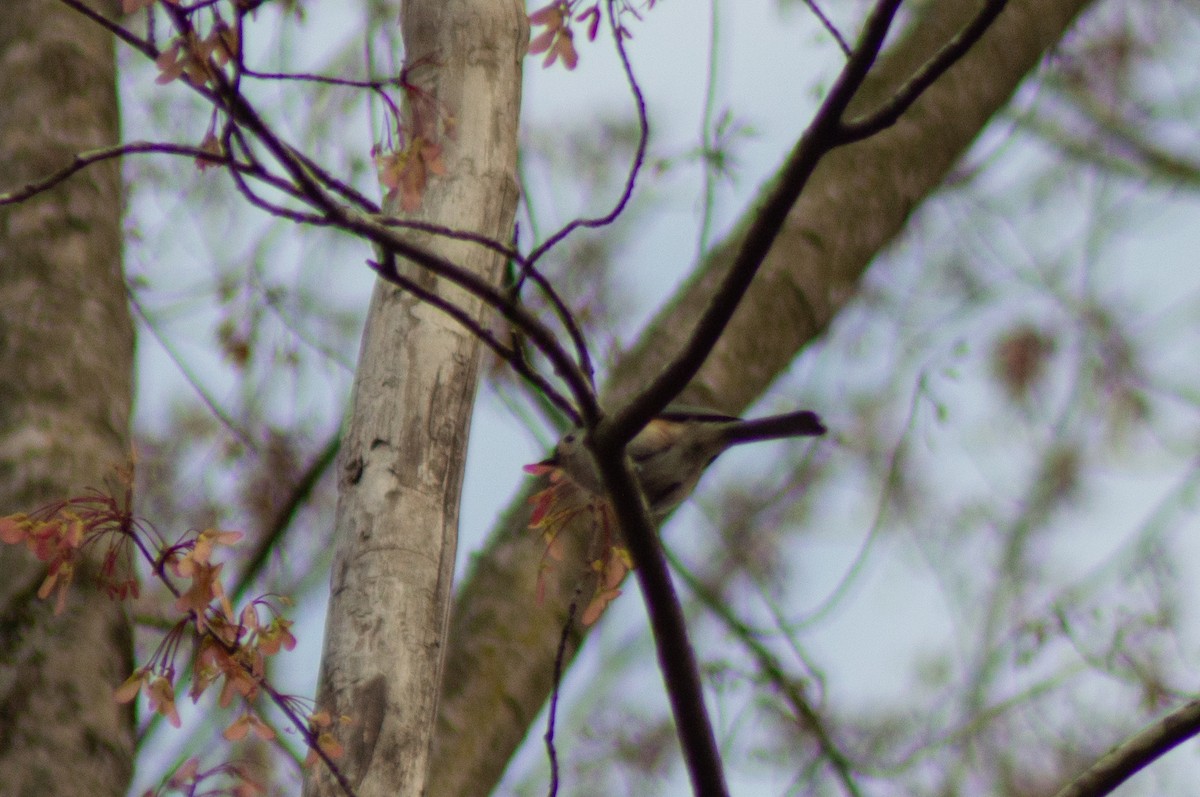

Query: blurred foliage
[114,0,1200,794]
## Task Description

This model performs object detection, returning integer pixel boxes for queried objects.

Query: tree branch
[430,0,1095,793]
[840,0,1009,141]
[0,141,294,207]
[524,0,650,270]
[606,0,1010,446]
[1051,700,1200,797]
[604,0,907,446]
[588,441,730,797]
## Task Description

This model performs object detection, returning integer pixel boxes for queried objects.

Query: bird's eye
[564,433,577,444]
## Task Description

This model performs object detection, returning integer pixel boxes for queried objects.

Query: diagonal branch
[604,0,908,446]
[1051,699,1200,797]
[606,0,1009,446]
[840,0,1008,141]
[587,439,730,796]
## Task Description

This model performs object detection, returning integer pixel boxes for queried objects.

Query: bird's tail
[725,410,826,444]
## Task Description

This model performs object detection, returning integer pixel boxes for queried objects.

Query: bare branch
[840,0,1009,141]
[240,67,394,90]
[1051,700,1200,797]
[608,0,1010,446]
[800,0,852,56]
[544,602,578,797]
[0,141,275,207]
[586,435,731,797]
[276,142,380,213]
[605,0,908,446]
[57,0,158,59]
[524,0,650,273]
[378,217,520,263]
[369,218,590,390]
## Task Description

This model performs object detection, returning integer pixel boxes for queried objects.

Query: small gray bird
[540,406,826,516]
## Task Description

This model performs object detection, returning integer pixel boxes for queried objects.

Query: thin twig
[240,67,392,89]
[0,141,285,207]
[695,0,722,263]
[128,292,258,451]
[801,0,852,57]
[840,0,1009,141]
[524,0,650,273]
[58,0,158,59]
[377,217,521,262]
[224,143,331,225]
[544,602,578,797]
[278,142,380,212]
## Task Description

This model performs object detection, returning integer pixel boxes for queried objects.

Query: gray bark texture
[0,1,136,797]
[429,0,1096,794]
[304,1,526,796]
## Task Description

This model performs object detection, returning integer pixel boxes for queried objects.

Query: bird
[539,406,826,517]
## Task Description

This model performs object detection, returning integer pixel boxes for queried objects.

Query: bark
[429,0,1095,794]
[304,1,526,796]
[0,2,135,797]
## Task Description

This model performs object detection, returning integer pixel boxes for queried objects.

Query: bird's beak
[523,452,559,476]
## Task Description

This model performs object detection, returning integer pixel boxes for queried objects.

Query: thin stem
[668,550,864,797]
[0,141,292,207]
[128,292,258,450]
[524,0,650,273]
[543,603,577,797]
[801,0,852,57]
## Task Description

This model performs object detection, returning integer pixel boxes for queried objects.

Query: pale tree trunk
[0,2,135,797]
[304,1,526,796]
[429,0,1095,794]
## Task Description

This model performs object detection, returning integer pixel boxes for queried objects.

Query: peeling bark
[305,2,526,796]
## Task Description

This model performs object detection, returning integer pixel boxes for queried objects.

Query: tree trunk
[429,0,1094,794]
[304,1,526,796]
[0,2,135,796]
